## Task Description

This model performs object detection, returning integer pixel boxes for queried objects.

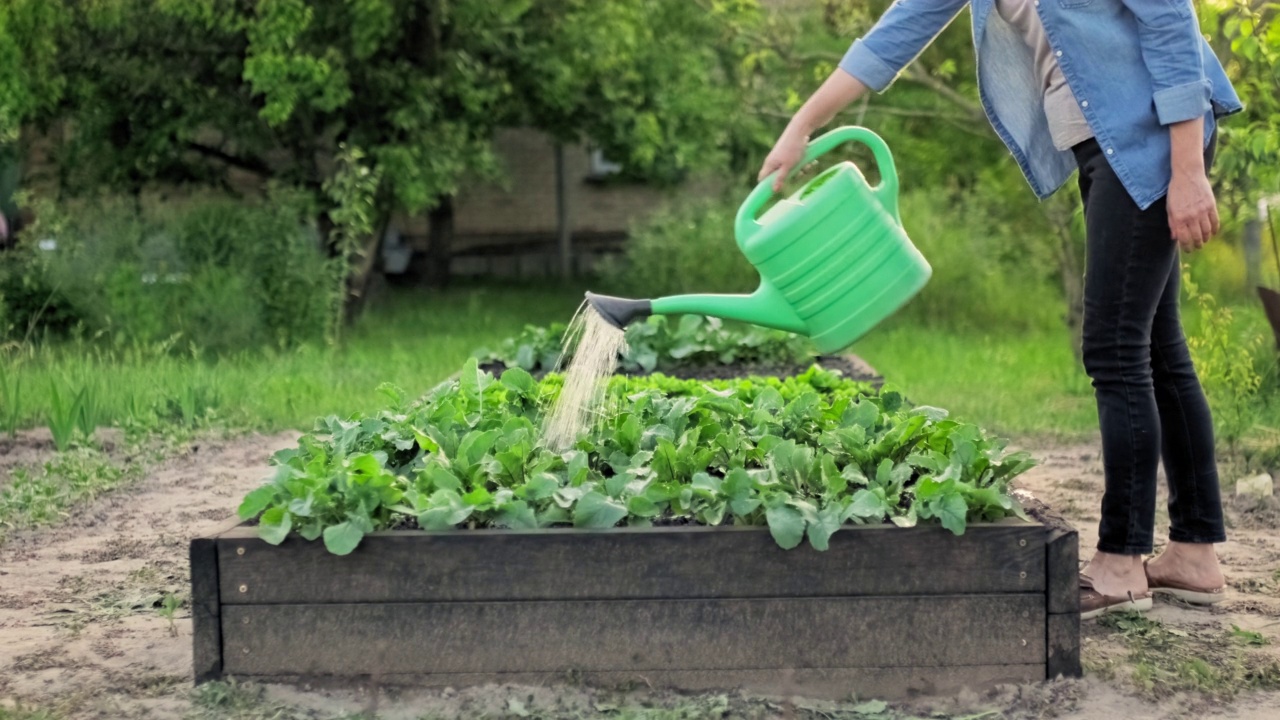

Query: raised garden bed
[191,496,1079,698]
[192,363,1080,697]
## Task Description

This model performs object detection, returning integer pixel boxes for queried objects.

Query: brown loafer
[1080,574,1153,620]
[1143,559,1226,606]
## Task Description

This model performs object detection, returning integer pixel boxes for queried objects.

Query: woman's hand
[757,129,809,193]
[1167,117,1217,253]
[1167,170,1218,253]
[756,70,870,193]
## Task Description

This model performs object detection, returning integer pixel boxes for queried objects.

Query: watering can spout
[584,286,807,336]
[584,292,653,330]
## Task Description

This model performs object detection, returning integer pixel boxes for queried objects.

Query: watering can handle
[735,126,900,244]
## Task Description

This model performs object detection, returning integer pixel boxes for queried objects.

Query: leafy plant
[475,314,817,375]
[1183,267,1265,452]
[239,360,1035,555]
[47,382,82,451]
[157,592,182,637]
[0,360,21,438]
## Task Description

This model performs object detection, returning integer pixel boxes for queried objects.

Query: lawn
[3,284,1276,444]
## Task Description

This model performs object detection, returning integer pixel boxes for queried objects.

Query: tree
[0,0,760,306]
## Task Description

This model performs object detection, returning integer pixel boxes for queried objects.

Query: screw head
[243,617,250,625]
[1021,639,1028,647]
[1019,571,1027,579]
[236,547,245,556]
[1019,539,1027,547]
[243,647,250,654]
[239,584,248,593]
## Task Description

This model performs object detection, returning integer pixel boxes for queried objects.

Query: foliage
[5,194,335,352]
[1183,268,1266,452]
[1202,1,1280,211]
[237,359,1036,555]
[475,314,817,375]
[601,194,759,298]
[0,0,757,285]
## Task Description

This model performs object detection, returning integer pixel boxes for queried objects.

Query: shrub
[7,194,335,353]
[601,193,757,297]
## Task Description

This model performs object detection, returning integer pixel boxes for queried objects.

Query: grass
[854,296,1280,444]
[853,322,1098,439]
[1,284,582,432]
[2,282,1277,449]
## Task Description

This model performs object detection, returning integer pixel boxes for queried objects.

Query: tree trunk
[1244,215,1262,290]
[347,212,392,322]
[425,197,455,288]
[555,142,572,280]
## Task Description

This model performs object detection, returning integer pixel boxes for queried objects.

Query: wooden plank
[220,595,1045,676]
[227,665,1046,701]
[189,537,223,683]
[1046,613,1082,679]
[1045,527,1080,615]
[218,523,1045,604]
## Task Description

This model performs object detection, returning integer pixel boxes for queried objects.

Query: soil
[3,431,1280,719]
[480,353,885,386]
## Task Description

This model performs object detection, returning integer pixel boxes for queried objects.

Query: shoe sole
[1081,595,1153,620]
[1151,586,1226,605]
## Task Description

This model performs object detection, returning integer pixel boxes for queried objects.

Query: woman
[761,0,1242,618]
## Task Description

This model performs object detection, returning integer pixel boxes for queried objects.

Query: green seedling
[1230,624,1269,646]
[238,359,1035,556]
[158,592,183,637]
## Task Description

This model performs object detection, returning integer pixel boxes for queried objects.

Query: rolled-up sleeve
[1119,0,1210,124]
[838,0,971,93]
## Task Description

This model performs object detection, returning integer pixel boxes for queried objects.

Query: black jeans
[1073,135,1226,556]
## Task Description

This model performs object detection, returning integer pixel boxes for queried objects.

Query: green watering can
[586,126,931,354]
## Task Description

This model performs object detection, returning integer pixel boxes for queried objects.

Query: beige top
[995,0,1094,151]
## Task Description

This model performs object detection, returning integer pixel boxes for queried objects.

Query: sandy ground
[1,430,1279,719]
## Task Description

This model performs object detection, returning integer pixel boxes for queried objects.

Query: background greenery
[0,0,1277,473]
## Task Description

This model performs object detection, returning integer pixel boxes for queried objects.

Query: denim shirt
[838,0,1243,210]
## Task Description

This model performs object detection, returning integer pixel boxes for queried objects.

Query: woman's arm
[758,72,868,191]
[759,0,970,189]
[1119,0,1218,249]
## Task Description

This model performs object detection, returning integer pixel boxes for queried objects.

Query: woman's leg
[1073,138,1177,596]
[1144,193,1227,593]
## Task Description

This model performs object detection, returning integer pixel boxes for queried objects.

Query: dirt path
[1,433,1279,719]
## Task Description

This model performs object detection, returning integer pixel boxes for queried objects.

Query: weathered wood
[217,523,1045,604]
[220,595,1046,676]
[1046,612,1081,679]
[189,537,222,683]
[228,665,1046,701]
[1045,527,1080,615]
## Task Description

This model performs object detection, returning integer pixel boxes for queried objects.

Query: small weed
[1230,624,1270,646]
[0,448,135,539]
[0,361,22,437]
[1097,611,1280,698]
[0,704,62,720]
[190,680,319,720]
[158,592,183,636]
[47,382,82,451]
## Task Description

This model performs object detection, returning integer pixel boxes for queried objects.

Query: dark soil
[480,353,884,386]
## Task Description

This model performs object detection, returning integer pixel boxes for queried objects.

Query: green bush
[603,172,1066,336]
[601,194,757,297]
[4,194,335,353]
[893,176,1065,333]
